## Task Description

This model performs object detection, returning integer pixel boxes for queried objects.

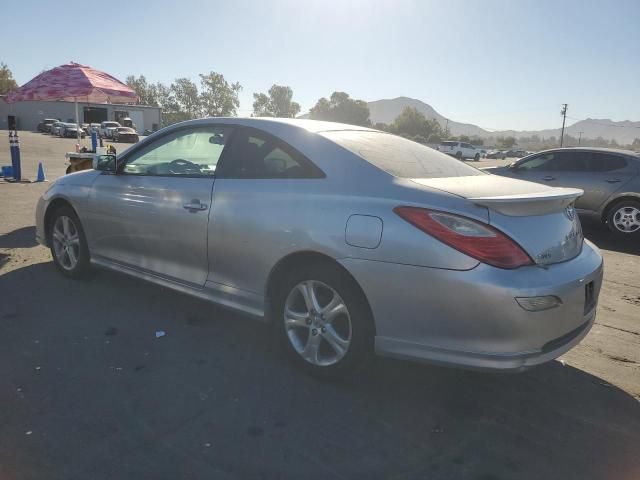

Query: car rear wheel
[474,153,480,161]
[49,206,91,278]
[606,200,640,236]
[273,262,374,379]
[456,151,463,160]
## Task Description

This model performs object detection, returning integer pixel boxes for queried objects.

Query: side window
[516,152,559,171]
[589,153,628,172]
[554,151,589,172]
[219,128,324,179]
[122,126,231,177]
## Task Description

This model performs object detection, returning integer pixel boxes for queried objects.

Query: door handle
[183,200,208,211]
[543,176,555,181]
[606,178,621,183]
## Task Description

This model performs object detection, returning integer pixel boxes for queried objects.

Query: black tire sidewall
[607,200,640,237]
[48,206,91,278]
[272,262,374,379]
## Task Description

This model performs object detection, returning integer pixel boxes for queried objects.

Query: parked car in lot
[60,123,87,139]
[99,121,121,138]
[113,126,139,143]
[36,118,602,378]
[49,121,65,136]
[438,141,482,161]
[486,150,507,160]
[487,147,640,236]
[504,149,528,158]
[86,123,101,135]
[38,118,59,133]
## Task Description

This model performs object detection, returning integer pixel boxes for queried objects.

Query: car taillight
[393,206,533,269]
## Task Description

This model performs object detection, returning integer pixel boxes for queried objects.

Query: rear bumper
[375,310,595,372]
[340,240,603,371]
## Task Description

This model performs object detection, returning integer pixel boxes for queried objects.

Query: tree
[309,91,370,126]
[126,75,159,106]
[199,71,242,117]
[171,78,201,119]
[155,82,184,126]
[389,107,444,142]
[429,134,443,144]
[497,136,517,148]
[252,84,300,118]
[390,107,428,138]
[0,62,18,95]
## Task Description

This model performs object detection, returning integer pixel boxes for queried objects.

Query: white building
[0,98,162,133]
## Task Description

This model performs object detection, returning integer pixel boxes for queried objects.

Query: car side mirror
[93,154,117,173]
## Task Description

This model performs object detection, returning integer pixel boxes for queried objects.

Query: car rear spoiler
[469,188,583,216]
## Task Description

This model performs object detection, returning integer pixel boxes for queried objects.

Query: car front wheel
[49,206,91,278]
[607,200,640,236]
[273,262,374,379]
[474,153,480,161]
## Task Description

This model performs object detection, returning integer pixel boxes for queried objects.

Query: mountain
[366,97,640,144]
[494,119,640,145]
[367,97,490,137]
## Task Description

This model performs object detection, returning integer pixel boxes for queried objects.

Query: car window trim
[215,126,326,179]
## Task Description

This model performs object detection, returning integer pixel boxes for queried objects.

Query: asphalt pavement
[1,132,639,480]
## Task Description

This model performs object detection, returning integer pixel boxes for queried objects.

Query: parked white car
[438,141,482,161]
[99,121,121,139]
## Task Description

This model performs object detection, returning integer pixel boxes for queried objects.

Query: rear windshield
[323,131,484,179]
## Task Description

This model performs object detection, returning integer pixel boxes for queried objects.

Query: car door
[86,125,233,287]
[207,127,325,297]
[505,151,567,184]
[574,152,638,212]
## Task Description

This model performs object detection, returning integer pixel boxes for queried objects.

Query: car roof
[166,117,378,134]
[535,146,640,158]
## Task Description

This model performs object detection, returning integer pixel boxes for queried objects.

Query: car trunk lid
[411,175,584,265]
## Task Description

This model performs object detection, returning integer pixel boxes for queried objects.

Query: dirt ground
[1,131,639,480]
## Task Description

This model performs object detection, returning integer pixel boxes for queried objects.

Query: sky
[2,0,639,131]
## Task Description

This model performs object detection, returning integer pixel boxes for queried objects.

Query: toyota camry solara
[36,118,603,377]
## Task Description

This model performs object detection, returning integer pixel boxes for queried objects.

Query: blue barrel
[91,131,98,151]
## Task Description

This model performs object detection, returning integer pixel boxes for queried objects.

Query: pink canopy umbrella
[6,62,138,104]
[6,62,138,141]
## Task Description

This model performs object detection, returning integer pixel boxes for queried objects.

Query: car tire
[48,206,91,279]
[606,200,640,237]
[474,153,480,161]
[272,261,374,379]
[456,151,463,160]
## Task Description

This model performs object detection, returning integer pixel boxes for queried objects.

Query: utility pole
[578,131,583,146]
[560,104,568,147]
[444,118,450,138]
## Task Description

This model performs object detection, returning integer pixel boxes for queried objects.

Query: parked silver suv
[488,147,640,236]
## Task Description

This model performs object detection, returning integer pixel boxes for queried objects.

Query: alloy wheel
[52,215,81,270]
[283,280,352,367]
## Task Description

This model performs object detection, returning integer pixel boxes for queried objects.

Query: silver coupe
[36,118,603,377]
